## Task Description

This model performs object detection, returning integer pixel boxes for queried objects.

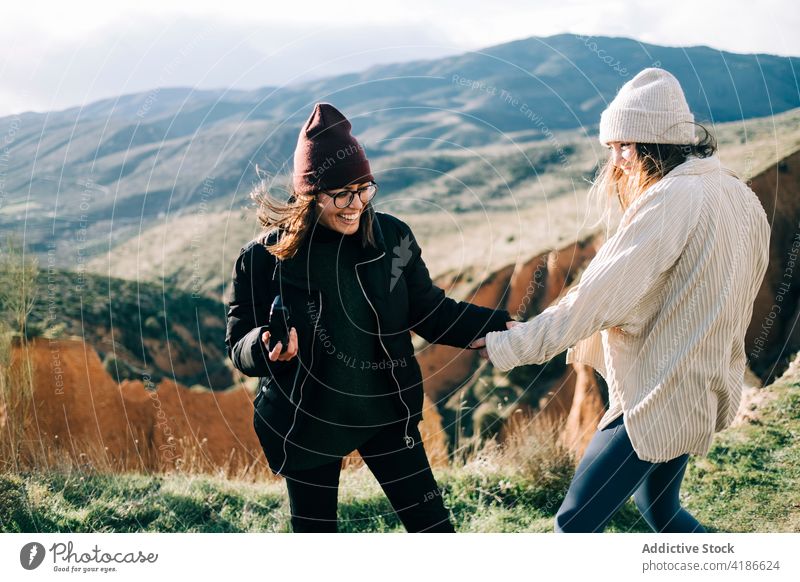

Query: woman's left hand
[471,320,520,359]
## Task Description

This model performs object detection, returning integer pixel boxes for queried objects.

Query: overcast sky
[1,0,797,117]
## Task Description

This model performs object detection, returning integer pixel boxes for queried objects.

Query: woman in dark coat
[225,103,513,532]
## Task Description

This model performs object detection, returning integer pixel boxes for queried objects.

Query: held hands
[261,321,516,363]
[261,327,299,362]
[470,320,520,359]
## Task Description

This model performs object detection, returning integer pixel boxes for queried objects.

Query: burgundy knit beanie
[292,103,374,195]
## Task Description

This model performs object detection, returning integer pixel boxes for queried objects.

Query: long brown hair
[250,169,377,260]
[590,122,717,218]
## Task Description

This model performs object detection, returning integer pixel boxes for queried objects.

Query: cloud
[0,15,462,115]
[1,0,797,116]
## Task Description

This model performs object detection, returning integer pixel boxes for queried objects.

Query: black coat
[225,211,511,475]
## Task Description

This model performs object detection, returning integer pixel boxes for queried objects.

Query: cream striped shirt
[485,155,770,462]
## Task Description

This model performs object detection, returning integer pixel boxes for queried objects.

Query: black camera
[268,295,291,354]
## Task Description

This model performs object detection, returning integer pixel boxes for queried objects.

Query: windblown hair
[590,122,717,223]
[249,169,377,260]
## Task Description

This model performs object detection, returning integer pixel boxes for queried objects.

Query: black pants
[282,422,455,533]
[555,415,706,533]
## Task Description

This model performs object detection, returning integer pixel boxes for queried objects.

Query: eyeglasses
[323,182,378,209]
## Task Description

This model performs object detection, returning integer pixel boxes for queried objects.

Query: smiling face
[608,141,636,175]
[314,181,371,235]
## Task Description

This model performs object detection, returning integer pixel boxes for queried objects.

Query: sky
[1,0,797,117]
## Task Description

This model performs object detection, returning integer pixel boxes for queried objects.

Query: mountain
[0,33,797,267]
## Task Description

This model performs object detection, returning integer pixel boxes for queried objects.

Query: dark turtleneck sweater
[283,222,405,472]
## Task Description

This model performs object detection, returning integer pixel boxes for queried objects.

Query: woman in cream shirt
[472,68,770,533]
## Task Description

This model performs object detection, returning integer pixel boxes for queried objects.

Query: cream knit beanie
[599,68,696,145]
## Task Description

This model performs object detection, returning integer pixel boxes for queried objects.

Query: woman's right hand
[261,327,299,362]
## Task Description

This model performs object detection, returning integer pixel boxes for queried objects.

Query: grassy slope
[2,360,798,533]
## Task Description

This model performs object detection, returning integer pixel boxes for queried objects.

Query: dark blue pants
[555,415,706,533]
[282,422,455,533]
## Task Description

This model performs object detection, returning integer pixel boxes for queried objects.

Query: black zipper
[355,252,414,448]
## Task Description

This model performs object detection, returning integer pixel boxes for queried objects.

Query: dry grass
[460,413,575,482]
[1,420,276,483]
[0,235,39,471]
[0,342,36,472]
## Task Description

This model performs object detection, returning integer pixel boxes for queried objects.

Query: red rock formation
[541,235,604,307]
[506,252,550,321]
[505,233,604,321]
[745,148,800,383]
[416,264,515,403]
